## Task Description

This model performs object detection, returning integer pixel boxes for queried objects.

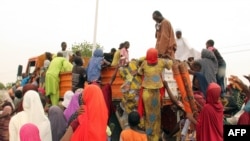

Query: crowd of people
[0,10,250,141]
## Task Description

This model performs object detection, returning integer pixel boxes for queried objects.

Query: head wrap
[62,90,74,108]
[87,48,104,82]
[93,48,103,57]
[38,87,45,96]
[63,93,80,122]
[48,106,68,141]
[146,48,158,64]
[206,82,221,104]
[71,84,108,141]
[20,123,41,141]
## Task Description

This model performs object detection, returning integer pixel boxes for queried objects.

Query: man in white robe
[175,30,201,61]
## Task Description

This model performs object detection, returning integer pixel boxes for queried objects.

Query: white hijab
[175,37,201,61]
[9,90,52,141]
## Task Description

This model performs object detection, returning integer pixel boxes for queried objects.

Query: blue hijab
[87,49,103,82]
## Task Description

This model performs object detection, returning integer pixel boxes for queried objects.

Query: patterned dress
[138,58,172,141]
[120,60,142,114]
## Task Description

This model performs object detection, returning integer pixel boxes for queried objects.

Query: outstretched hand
[229,75,242,84]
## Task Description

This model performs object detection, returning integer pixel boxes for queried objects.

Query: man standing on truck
[60,41,73,62]
[153,10,176,58]
[45,52,73,105]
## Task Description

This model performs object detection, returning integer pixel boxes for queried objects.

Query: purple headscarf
[63,93,80,122]
[48,105,68,141]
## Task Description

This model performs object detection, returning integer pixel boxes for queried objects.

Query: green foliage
[71,41,103,58]
[5,82,14,89]
[0,82,5,89]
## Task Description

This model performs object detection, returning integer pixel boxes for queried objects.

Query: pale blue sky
[1,0,250,85]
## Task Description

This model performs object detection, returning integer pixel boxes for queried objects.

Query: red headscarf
[237,100,250,125]
[71,84,108,141]
[237,112,250,125]
[196,83,223,141]
[146,48,158,64]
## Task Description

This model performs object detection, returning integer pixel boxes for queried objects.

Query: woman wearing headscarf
[63,92,82,124]
[61,90,74,110]
[86,48,110,83]
[196,83,223,141]
[9,90,52,141]
[70,84,108,141]
[137,48,173,141]
[237,100,250,125]
[48,105,68,141]
[19,123,41,141]
[194,49,218,84]
[63,93,80,124]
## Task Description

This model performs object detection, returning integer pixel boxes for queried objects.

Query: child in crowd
[119,111,147,141]
[39,52,52,89]
[119,41,130,67]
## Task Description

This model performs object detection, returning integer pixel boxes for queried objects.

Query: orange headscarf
[71,84,108,141]
[146,48,158,64]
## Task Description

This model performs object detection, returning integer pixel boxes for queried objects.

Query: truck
[19,52,180,140]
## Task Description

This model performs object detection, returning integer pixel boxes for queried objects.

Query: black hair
[15,90,23,99]
[206,39,214,46]
[193,61,202,70]
[128,111,140,127]
[123,41,130,48]
[111,48,116,53]
[45,52,52,61]
[119,43,124,49]
[124,41,130,45]
[153,10,162,17]
[176,30,182,35]
[61,42,67,47]
[74,56,83,66]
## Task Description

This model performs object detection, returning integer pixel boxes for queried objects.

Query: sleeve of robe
[157,20,176,57]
